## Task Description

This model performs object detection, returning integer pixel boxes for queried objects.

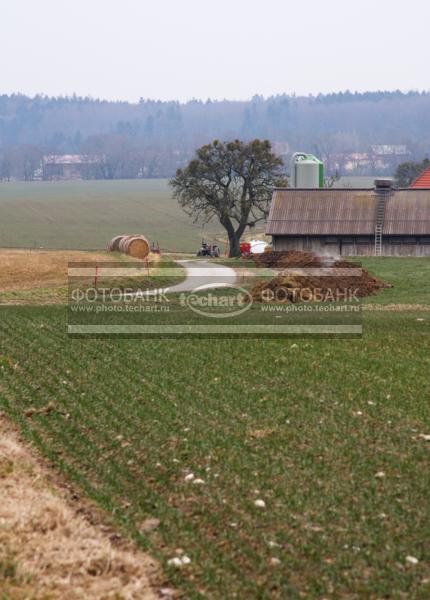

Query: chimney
[374,178,394,190]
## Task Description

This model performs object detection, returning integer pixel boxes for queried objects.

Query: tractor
[196,242,220,258]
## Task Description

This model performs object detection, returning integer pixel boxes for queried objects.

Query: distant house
[410,165,430,189]
[371,144,409,157]
[266,179,430,256]
[43,154,101,180]
[334,146,410,174]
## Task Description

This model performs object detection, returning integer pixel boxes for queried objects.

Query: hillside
[0,180,222,251]
[1,91,430,179]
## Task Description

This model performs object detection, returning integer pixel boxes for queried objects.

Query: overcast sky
[1,0,429,102]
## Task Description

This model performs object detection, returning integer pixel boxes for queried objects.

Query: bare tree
[170,139,285,257]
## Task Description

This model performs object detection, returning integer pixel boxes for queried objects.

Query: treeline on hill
[1,90,430,180]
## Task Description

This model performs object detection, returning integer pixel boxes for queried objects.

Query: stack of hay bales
[107,234,150,259]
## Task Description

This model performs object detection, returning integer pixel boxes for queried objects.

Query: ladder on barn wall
[375,224,383,256]
[374,191,389,256]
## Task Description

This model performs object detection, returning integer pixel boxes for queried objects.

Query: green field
[0,177,378,253]
[356,257,430,305]
[0,180,222,252]
[1,259,430,598]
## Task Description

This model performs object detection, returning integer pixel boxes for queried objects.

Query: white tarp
[249,239,269,254]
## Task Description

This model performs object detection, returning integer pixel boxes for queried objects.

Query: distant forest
[1,90,430,180]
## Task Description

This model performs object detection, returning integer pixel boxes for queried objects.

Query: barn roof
[410,165,430,188]
[266,188,430,236]
[384,191,430,234]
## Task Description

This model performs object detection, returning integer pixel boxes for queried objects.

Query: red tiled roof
[410,165,430,188]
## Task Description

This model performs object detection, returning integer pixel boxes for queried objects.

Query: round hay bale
[118,235,139,254]
[108,235,126,252]
[118,235,132,254]
[117,235,141,253]
[121,235,150,259]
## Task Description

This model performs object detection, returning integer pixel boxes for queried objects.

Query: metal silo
[290,152,324,188]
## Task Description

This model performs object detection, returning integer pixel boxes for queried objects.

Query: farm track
[127,259,237,297]
[166,259,237,292]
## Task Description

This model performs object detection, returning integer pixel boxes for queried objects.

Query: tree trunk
[228,231,242,257]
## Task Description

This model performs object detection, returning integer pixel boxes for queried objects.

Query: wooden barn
[266,179,430,257]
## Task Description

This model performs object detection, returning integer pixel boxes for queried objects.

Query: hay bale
[107,235,126,252]
[109,234,151,259]
[118,235,141,253]
[118,236,132,254]
[121,235,150,259]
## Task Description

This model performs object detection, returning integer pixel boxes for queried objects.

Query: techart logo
[180,284,253,318]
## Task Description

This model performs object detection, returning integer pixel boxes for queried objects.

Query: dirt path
[125,259,237,299]
[0,415,161,599]
[165,259,237,292]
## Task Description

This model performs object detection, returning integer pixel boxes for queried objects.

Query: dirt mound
[253,250,323,269]
[252,251,388,302]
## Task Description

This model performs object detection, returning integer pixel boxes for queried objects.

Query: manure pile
[252,251,388,302]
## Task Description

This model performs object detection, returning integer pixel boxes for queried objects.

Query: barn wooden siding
[272,236,430,257]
